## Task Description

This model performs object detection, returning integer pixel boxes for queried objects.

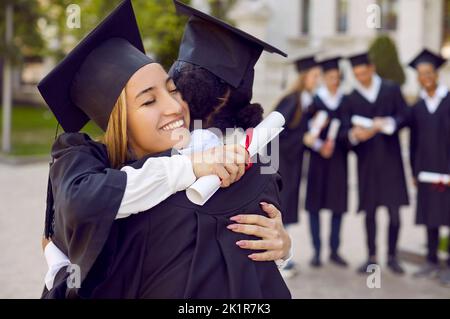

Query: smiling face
[417,62,438,92]
[353,64,375,87]
[125,63,190,158]
[304,66,322,92]
[323,69,340,92]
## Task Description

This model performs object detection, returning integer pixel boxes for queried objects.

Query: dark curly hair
[169,61,263,132]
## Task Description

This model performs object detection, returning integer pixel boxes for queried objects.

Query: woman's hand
[319,140,335,159]
[190,144,248,187]
[227,202,291,261]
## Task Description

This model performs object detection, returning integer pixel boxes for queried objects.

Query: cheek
[128,108,160,145]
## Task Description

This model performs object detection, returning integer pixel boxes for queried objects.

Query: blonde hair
[282,72,306,129]
[102,89,131,169]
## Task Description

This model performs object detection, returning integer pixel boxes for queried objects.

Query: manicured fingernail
[230,215,241,222]
[236,241,245,247]
[260,202,268,206]
[248,254,256,260]
[227,224,237,230]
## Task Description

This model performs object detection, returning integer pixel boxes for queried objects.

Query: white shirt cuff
[44,242,70,290]
[348,131,360,146]
[117,155,196,219]
[381,117,396,135]
[311,139,324,152]
[275,245,294,269]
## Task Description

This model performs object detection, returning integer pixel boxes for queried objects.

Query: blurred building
[203,0,450,111]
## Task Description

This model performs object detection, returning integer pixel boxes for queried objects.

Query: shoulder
[381,79,401,93]
[51,132,109,164]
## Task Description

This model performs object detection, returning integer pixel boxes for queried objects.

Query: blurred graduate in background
[407,49,450,286]
[274,55,321,278]
[345,53,409,275]
[302,56,350,268]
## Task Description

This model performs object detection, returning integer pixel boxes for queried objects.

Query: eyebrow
[135,77,175,100]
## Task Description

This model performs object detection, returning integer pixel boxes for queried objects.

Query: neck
[425,84,438,97]
[328,87,338,95]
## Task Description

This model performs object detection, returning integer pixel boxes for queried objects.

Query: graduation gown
[274,92,308,224]
[43,133,291,299]
[345,80,409,212]
[409,96,450,227]
[305,95,349,214]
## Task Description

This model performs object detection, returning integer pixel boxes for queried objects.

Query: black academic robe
[274,92,308,224]
[344,80,409,212]
[43,133,291,299]
[409,96,450,227]
[304,95,349,214]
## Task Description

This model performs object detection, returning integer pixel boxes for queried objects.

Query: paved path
[0,157,448,298]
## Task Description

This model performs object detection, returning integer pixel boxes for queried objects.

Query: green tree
[0,0,45,64]
[369,35,406,86]
[42,0,191,70]
[208,0,237,22]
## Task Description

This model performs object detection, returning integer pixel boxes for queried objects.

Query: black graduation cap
[318,56,341,72]
[38,0,153,132]
[173,0,287,89]
[348,52,371,67]
[295,56,318,73]
[408,48,447,70]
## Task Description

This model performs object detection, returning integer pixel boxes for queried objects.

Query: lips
[161,118,185,131]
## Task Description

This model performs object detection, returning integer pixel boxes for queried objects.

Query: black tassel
[44,165,55,239]
[44,123,59,239]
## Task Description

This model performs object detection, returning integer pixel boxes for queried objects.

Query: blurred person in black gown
[407,49,450,286]
[273,56,321,278]
[344,53,409,275]
[302,57,350,268]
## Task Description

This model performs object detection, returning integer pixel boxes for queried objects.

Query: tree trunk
[2,3,13,153]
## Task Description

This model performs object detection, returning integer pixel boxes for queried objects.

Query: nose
[161,91,183,116]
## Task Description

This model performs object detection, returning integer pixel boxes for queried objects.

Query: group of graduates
[275,49,450,287]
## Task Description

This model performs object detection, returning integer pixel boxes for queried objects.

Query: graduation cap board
[318,56,341,72]
[295,56,318,72]
[173,0,287,89]
[408,48,447,70]
[348,52,371,67]
[38,0,153,132]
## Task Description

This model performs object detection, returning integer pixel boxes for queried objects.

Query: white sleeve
[275,245,294,269]
[116,154,196,219]
[44,242,71,290]
[381,117,396,135]
[348,130,360,146]
[311,139,324,152]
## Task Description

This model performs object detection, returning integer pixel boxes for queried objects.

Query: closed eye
[141,100,155,107]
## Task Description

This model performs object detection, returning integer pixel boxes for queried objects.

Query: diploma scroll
[326,119,341,141]
[309,111,328,137]
[418,171,450,186]
[186,112,286,206]
[351,115,395,135]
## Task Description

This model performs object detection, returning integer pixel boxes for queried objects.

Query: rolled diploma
[186,111,286,206]
[309,111,328,137]
[327,119,341,141]
[351,115,394,135]
[351,115,373,129]
[418,171,450,185]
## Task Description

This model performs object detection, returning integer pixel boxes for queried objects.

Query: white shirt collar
[419,83,448,114]
[301,91,313,110]
[355,74,382,103]
[316,86,343,111]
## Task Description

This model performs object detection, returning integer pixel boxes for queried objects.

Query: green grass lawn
[0,105,103,156]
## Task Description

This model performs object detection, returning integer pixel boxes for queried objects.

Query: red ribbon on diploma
[245,128,254,170]
[431,182,446,193]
